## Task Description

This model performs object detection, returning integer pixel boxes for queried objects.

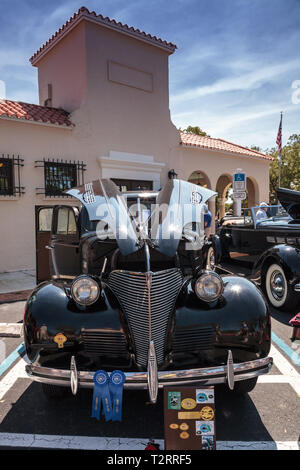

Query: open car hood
[66,179,140,256]
[277,187,300,220]
[150,179,217,257]
[67,178,217,258]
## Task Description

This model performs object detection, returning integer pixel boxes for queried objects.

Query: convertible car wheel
[265,263,296,311]
[232,377,258,394]
[219,377,258,395]
[206,246,216,271]
[41,384,69,400]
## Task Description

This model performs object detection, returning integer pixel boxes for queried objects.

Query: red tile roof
[180,132,272,161]
[30,6,177,65]
[0,99,73,128]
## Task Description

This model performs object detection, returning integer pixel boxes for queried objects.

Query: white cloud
[171,60,300,103]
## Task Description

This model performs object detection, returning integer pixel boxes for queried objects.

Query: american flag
[276,113,282,161]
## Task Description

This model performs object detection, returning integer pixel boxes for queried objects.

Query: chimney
[0,79,6,103]
[44,84,52,107]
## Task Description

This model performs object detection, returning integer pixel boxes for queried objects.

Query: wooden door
[35,206,54,284]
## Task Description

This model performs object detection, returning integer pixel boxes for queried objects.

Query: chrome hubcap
[207,249,215,270]
[270,271,285,300]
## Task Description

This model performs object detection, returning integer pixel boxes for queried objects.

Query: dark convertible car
[214,188,300,312]
[23,179,272,403]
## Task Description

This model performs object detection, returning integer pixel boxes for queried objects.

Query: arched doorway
[246,176,259,209]
[216,174,232,219]
[188,171,215,234]
[188,171,211,189]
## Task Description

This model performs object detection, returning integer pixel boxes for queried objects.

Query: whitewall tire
[265,263,295,311]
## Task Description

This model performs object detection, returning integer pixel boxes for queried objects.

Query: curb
[0,290,32,304]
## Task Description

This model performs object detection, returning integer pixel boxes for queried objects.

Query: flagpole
[278,111,283,189]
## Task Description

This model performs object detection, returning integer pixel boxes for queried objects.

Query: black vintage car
[24,179,272,403]
[214,188,300,312]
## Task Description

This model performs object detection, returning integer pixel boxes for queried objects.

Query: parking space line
[0,343,25,377]
[0,433,298,450]
[270,344,300,397]
[258,375,298,383]
[0,358,27,400]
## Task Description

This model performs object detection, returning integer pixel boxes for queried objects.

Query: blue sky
[0,0,299,150]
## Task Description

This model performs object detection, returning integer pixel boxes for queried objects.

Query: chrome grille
[108,269,183,368]
[173,326,214,353]
[82,330,128,356]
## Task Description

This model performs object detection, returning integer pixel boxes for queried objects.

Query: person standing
[203,204,212,237]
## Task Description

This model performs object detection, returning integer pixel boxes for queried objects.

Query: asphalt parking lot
[0,299,299,451]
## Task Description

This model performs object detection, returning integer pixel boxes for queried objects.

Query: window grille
[35,158,86,197]
[0,154,24,196]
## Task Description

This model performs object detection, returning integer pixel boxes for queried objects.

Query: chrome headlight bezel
[194,270,224,303]
[71,275,100,306]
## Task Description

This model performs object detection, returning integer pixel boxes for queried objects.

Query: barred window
[35,159,86,197]
[0,158,13,195]
[44,162,77,196]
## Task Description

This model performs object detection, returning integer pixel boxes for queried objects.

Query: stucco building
[0,6,272,274]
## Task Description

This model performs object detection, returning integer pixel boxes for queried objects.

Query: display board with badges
[164,387,216,450]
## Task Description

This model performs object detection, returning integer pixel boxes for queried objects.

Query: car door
[50,206,81,281]
[35,206,54,284]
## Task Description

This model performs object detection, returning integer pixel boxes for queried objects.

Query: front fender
[173,276,271,365]
[23,281,129,365]
[253,244,300,282]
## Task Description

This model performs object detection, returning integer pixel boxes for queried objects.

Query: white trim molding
[97,151,165,190]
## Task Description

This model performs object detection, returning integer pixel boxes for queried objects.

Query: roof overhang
[30,7,177,66]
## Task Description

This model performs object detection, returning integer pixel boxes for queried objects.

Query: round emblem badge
[197,393,208,402]
[190,191,202,205]
[181,398,196,410]
[169,423,179,430]
[180,432,189,440]
[93,370,108,386]
[179,423,189,431]
[110,370,126,386]
[200,424,211,434]
[200,406,215,420]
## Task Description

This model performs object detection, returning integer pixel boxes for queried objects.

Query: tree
[267,134,300,203]
[180,125,209,136]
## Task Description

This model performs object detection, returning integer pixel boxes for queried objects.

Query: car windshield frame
[251,205,290,228]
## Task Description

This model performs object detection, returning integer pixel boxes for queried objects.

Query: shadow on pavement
[0,381,273,443]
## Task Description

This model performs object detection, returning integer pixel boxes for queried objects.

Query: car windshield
[251,205,290,227]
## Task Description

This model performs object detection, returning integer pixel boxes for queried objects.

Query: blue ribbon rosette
[91,370,112,421]
[109,370,126,422]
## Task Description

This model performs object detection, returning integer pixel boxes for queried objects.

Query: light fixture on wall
[168,169,178,180]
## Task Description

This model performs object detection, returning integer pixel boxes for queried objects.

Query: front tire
[231,377,258,394]
[265,263,297,311]
[219,377,258,395]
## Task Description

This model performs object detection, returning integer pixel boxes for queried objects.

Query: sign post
[232,170,246,217]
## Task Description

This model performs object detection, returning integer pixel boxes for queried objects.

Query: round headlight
[194,271,224,302]
[71,276,100,306]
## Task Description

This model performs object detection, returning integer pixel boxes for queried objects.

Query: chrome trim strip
[294,283,300,292]
[226,350,234,390]
[70,356,78,396]
[24,356,273,389]
[147,340,158,403]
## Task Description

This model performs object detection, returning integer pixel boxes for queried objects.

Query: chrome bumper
[24,354,273,391]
